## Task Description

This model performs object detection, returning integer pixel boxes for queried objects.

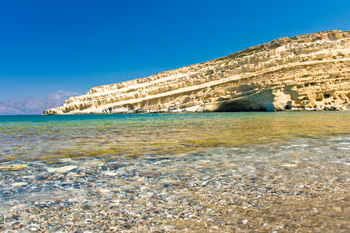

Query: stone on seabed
[46,165,78,173]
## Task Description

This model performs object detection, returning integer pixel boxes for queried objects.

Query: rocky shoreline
[45,105,350,115]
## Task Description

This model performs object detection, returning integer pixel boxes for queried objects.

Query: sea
[1,112,350,231]
[2,112,350,162]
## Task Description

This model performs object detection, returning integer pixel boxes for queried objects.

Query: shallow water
[0,112,350,232]
[1,112,350,162]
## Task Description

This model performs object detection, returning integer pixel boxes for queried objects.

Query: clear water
[1,112,350,231]
[1,112,350,162]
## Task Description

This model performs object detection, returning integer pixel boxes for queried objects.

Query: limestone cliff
[44,30,350,115]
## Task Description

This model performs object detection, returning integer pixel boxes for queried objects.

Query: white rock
[281,164,298,167]
[47,165,78,173]
[12,182,28,187]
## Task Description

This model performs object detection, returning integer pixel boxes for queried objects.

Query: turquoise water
[1,112,350,162]
[1,112,350,231]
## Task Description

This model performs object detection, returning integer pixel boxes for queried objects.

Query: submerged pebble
[0,136,349,232]
[1,113,350,232]
[46,165,78,173]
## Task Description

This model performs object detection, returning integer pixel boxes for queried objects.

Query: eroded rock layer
[44,30,350,115]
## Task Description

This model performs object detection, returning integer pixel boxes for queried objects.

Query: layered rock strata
[44,30,350,115]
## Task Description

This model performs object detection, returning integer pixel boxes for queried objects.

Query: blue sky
[1,0,350,101]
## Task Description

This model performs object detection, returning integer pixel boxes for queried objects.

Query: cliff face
[44,31,350,115]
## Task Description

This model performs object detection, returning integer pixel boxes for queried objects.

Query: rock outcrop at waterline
[44,30,350,115]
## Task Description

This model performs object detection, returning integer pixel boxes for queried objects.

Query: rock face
[44,31,350,115]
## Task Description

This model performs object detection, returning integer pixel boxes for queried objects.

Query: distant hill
[0,91,80,115]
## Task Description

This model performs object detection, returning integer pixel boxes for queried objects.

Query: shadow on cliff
[215,90,276,112]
